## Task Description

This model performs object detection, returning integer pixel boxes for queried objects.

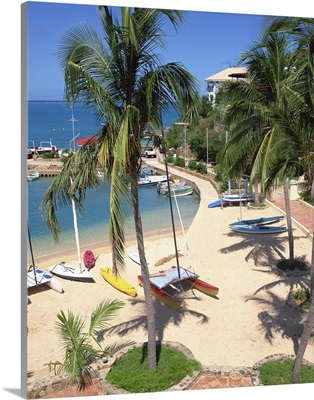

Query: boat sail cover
[149,267,198,289]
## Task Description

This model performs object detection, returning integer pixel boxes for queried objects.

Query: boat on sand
[100,267,137,297]
[230,225,287,234]
[27,267,63,293]
[229,215,284,227]
[49,262,94,282]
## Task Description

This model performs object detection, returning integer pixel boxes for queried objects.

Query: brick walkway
[271,199,314,235]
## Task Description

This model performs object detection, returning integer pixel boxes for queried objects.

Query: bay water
[27,102,200,264]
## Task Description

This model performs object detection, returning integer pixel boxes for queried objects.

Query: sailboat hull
[188,278,219,296]
[137,275,183,310]
[229,216,284,227]
[27,268,63,293]
[49,262,94,282]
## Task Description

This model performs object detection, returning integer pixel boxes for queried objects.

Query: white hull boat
[27,171,40,181]
[49,262,94,282]
[128,252,151,267]
[27,267,63,293]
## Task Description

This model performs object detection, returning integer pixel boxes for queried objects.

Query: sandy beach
[27,165,314,386]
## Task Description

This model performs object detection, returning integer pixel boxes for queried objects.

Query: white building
[205,67,247,102]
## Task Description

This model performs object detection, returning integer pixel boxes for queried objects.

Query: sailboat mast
[70,183,82,272]
[161,127,181,278]
[27,223,38,284]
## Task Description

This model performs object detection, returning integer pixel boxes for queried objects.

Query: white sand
[27,170,314,384]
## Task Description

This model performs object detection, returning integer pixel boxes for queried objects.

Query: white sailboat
[27,225,63,293]
[48,111,94,283]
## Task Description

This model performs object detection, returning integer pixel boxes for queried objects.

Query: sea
[27,101,200,264]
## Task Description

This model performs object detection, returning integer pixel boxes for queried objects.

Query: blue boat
[229,216,284,227]
[208,199,228,208]
[230,225,287,234]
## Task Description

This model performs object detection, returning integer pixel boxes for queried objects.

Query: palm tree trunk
[291,294,314,383]
[130,165,157,370]
[253,180,260,206]
[283,183,295,269]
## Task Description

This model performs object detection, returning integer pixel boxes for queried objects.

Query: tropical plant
[46,299,125,389]
[40,6,199,371]
[261,16,314,384]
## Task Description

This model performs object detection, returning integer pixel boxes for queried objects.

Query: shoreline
[27,166,314,387]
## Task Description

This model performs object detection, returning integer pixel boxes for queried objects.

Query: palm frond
[88,299,125,342]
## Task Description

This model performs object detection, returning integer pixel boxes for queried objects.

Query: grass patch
[277,259,309,272]
[259,359,314,385]
[106,343,202,393]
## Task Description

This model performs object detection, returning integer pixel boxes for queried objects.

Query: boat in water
[137,174,168,187]
[27,171,40,181]
[157,181,194,197]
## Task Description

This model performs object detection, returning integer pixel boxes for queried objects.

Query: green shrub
[42,152,60,159]
[106,343,202,393]
[195,162,207,174]
[174,156,185,167]
[188,160,198,170]
[259,359,314,385]
[165,155,174,164]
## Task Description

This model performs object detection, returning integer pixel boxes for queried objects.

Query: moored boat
[100,267,137,297]
[27,171,40,181]
[157,181,194,197]
[137,174,168,187]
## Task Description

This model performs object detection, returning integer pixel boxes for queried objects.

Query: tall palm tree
[262,16,314,384]
[218,29,301,268]
[40,6,199,371]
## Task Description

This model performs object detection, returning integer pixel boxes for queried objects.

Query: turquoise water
[27,102,199,261]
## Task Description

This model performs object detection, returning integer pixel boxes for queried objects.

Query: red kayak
[84,250,96,270]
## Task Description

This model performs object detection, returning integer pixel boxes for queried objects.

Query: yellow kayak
[100,267,137,297]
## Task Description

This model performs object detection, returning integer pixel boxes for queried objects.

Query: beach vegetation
[45,299,125,390]
[106,342,202,393]
[291,286,311,310]
[215,15,314,384]
[40,5,200,372]
[258,358,314,385]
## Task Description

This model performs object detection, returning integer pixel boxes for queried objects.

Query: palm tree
[46,299,125,389]
[218,29,302,268]
[262,16,314,384]
[40,6,199,371]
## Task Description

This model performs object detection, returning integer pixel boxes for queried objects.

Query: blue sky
[27,2,272,100]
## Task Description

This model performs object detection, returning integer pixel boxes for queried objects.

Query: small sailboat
[27,225,63,293]
[48,113,94,283]
[229,215,284,227]
[230,225,287,234]
[138,133,218,308]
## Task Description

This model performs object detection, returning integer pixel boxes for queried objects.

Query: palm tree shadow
[245,290,313,355]
[220,231,308,267]
[99,297,209,346]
